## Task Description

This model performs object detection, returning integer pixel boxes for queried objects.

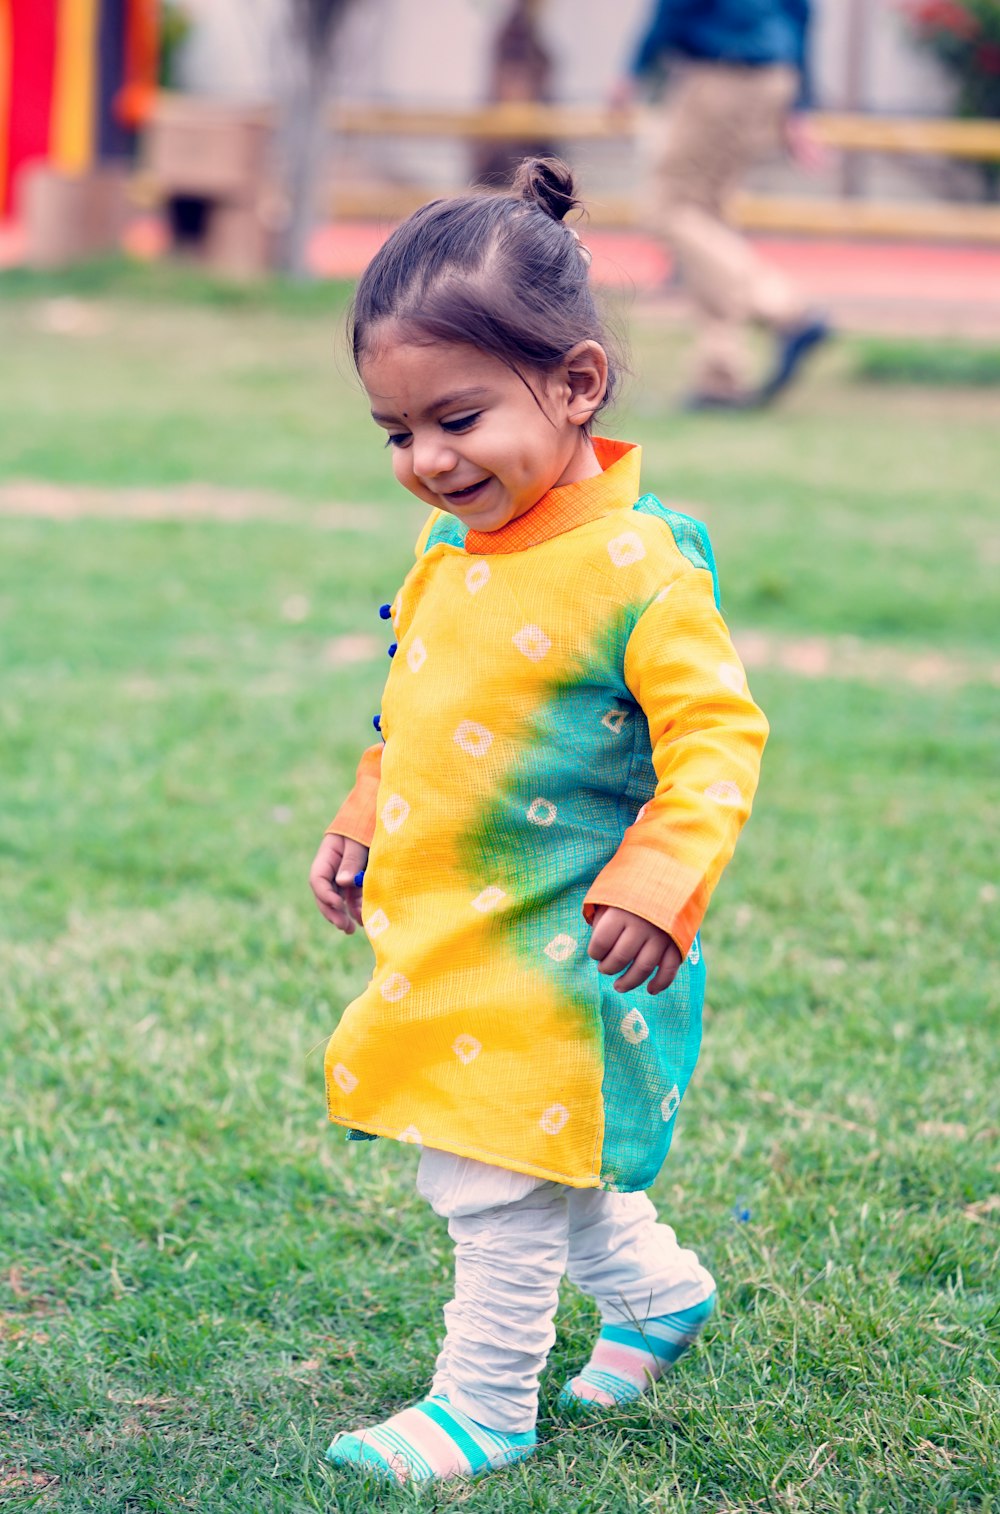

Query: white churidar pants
[416,1148,716,1433]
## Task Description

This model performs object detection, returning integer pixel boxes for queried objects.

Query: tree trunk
[276,0,355,278]
[278,57,331,277]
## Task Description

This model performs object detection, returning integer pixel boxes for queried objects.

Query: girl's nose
[411,435,457,483]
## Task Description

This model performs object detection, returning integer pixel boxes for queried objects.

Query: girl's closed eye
[441,412,481,434]
[385,431,412,449]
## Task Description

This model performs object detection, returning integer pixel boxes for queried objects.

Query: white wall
[177,0,958,115]
[177,0,282,101]
[175,0,968,200]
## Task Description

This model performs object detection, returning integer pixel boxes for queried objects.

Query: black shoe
[755,316,832,405]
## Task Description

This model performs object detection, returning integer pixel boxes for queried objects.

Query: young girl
[309,158,768,1487]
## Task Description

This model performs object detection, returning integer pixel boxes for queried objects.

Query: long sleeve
[325,743,383,848]
[583,563,767,956]
[786,0,813,108]
[630,1,692,77]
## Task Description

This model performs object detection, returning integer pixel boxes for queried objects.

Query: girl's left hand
[587,905,682,994]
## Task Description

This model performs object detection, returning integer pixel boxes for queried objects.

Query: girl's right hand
[309,832,369,934]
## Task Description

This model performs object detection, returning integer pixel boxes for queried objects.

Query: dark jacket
[630,0,811,86]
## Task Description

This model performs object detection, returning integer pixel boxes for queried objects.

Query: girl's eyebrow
[370,387,490,425]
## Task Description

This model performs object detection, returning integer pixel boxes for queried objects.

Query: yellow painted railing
[329,103,1000,241]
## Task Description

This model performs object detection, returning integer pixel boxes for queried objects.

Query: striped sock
[558,1292,716,1410]
[325,1396,536,1486]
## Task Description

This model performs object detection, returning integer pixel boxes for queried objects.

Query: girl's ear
[562,341,609,427]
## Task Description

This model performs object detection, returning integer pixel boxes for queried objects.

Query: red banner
[2,0,59,218]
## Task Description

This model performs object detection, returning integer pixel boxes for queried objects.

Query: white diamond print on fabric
[655,582,677,603]
[526,797,557,827]
[512,624,551,661]
[718,662,746,693]
[365,908,389,939]
[704,779,742,806]
[380,973,411,1002]
[601,708,629,735]
[332,1063,358,1094]
[454,720,494,757]
[607,530,646,567]
[688,937,701,965]
[471,886,507,913]
[465,561,491,594]
[381,794,410,833]
[406,637,427,673]
[544,934,578,962]
[660,1085,681,1122]
[540,1103,570,1135]
[453,1034,482,1065]
[399,1125,422,1144]
[620,1008,650,1045]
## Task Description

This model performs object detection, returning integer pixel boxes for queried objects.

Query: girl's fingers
[647,944,683,995]
[318,896,355,932]
[309,866,341,910]
[335,839,370,930]
[310,833,369,935]
[338,837,369,875]
[310,836,343,898]
[587,909,629,965]
[590,923,637,974]
[334,880,361,929]
[613,937,666,993]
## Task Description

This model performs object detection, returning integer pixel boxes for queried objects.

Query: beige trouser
[649,61,807,394]
[416,1148,716,1431]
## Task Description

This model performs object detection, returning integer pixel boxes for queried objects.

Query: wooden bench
[331,103,1000,243]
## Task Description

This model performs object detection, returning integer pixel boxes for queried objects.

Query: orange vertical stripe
[51,0,98,173]
[118,0,157,127]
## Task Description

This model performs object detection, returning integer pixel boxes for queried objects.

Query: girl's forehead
[363,328,496,377]
[360,332,516,406]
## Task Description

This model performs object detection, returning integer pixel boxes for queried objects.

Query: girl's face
[360,326,605,533]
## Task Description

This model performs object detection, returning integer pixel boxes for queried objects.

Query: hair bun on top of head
[510,157,581,223]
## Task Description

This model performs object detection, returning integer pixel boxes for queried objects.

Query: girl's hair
[349,157,623,422]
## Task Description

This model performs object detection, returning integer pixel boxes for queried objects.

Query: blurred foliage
[852,333,1000,385]
[159,2,193,90]
[900,0,1000,116]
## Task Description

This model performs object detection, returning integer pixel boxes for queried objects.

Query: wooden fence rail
[330,103,1000,243]
[334,102,1000,160]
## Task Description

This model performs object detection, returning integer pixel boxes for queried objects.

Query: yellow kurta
[324,440,767,1191]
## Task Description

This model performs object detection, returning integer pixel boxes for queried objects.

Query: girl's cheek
[391,449,409,486]
[392,449,433,504]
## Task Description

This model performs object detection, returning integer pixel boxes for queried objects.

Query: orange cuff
[326,744,382,849]
[582,844,709,959]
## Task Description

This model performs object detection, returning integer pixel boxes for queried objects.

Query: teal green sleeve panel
[633,494,721,609]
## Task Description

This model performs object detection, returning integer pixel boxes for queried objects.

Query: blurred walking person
[612,0,830,409]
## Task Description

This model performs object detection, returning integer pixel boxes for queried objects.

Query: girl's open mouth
[443,478,490,505]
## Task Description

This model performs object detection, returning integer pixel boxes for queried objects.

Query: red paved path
[311,222,1000,335]
[3,215,999,334]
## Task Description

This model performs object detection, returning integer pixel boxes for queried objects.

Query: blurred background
[1,4,998,1510]
[3,0,1000,307]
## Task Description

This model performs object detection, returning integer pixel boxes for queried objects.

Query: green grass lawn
[1,267,998,1512]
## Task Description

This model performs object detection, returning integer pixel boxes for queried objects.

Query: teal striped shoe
[326,1396,536,1486]
[558,1292,717,1411]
